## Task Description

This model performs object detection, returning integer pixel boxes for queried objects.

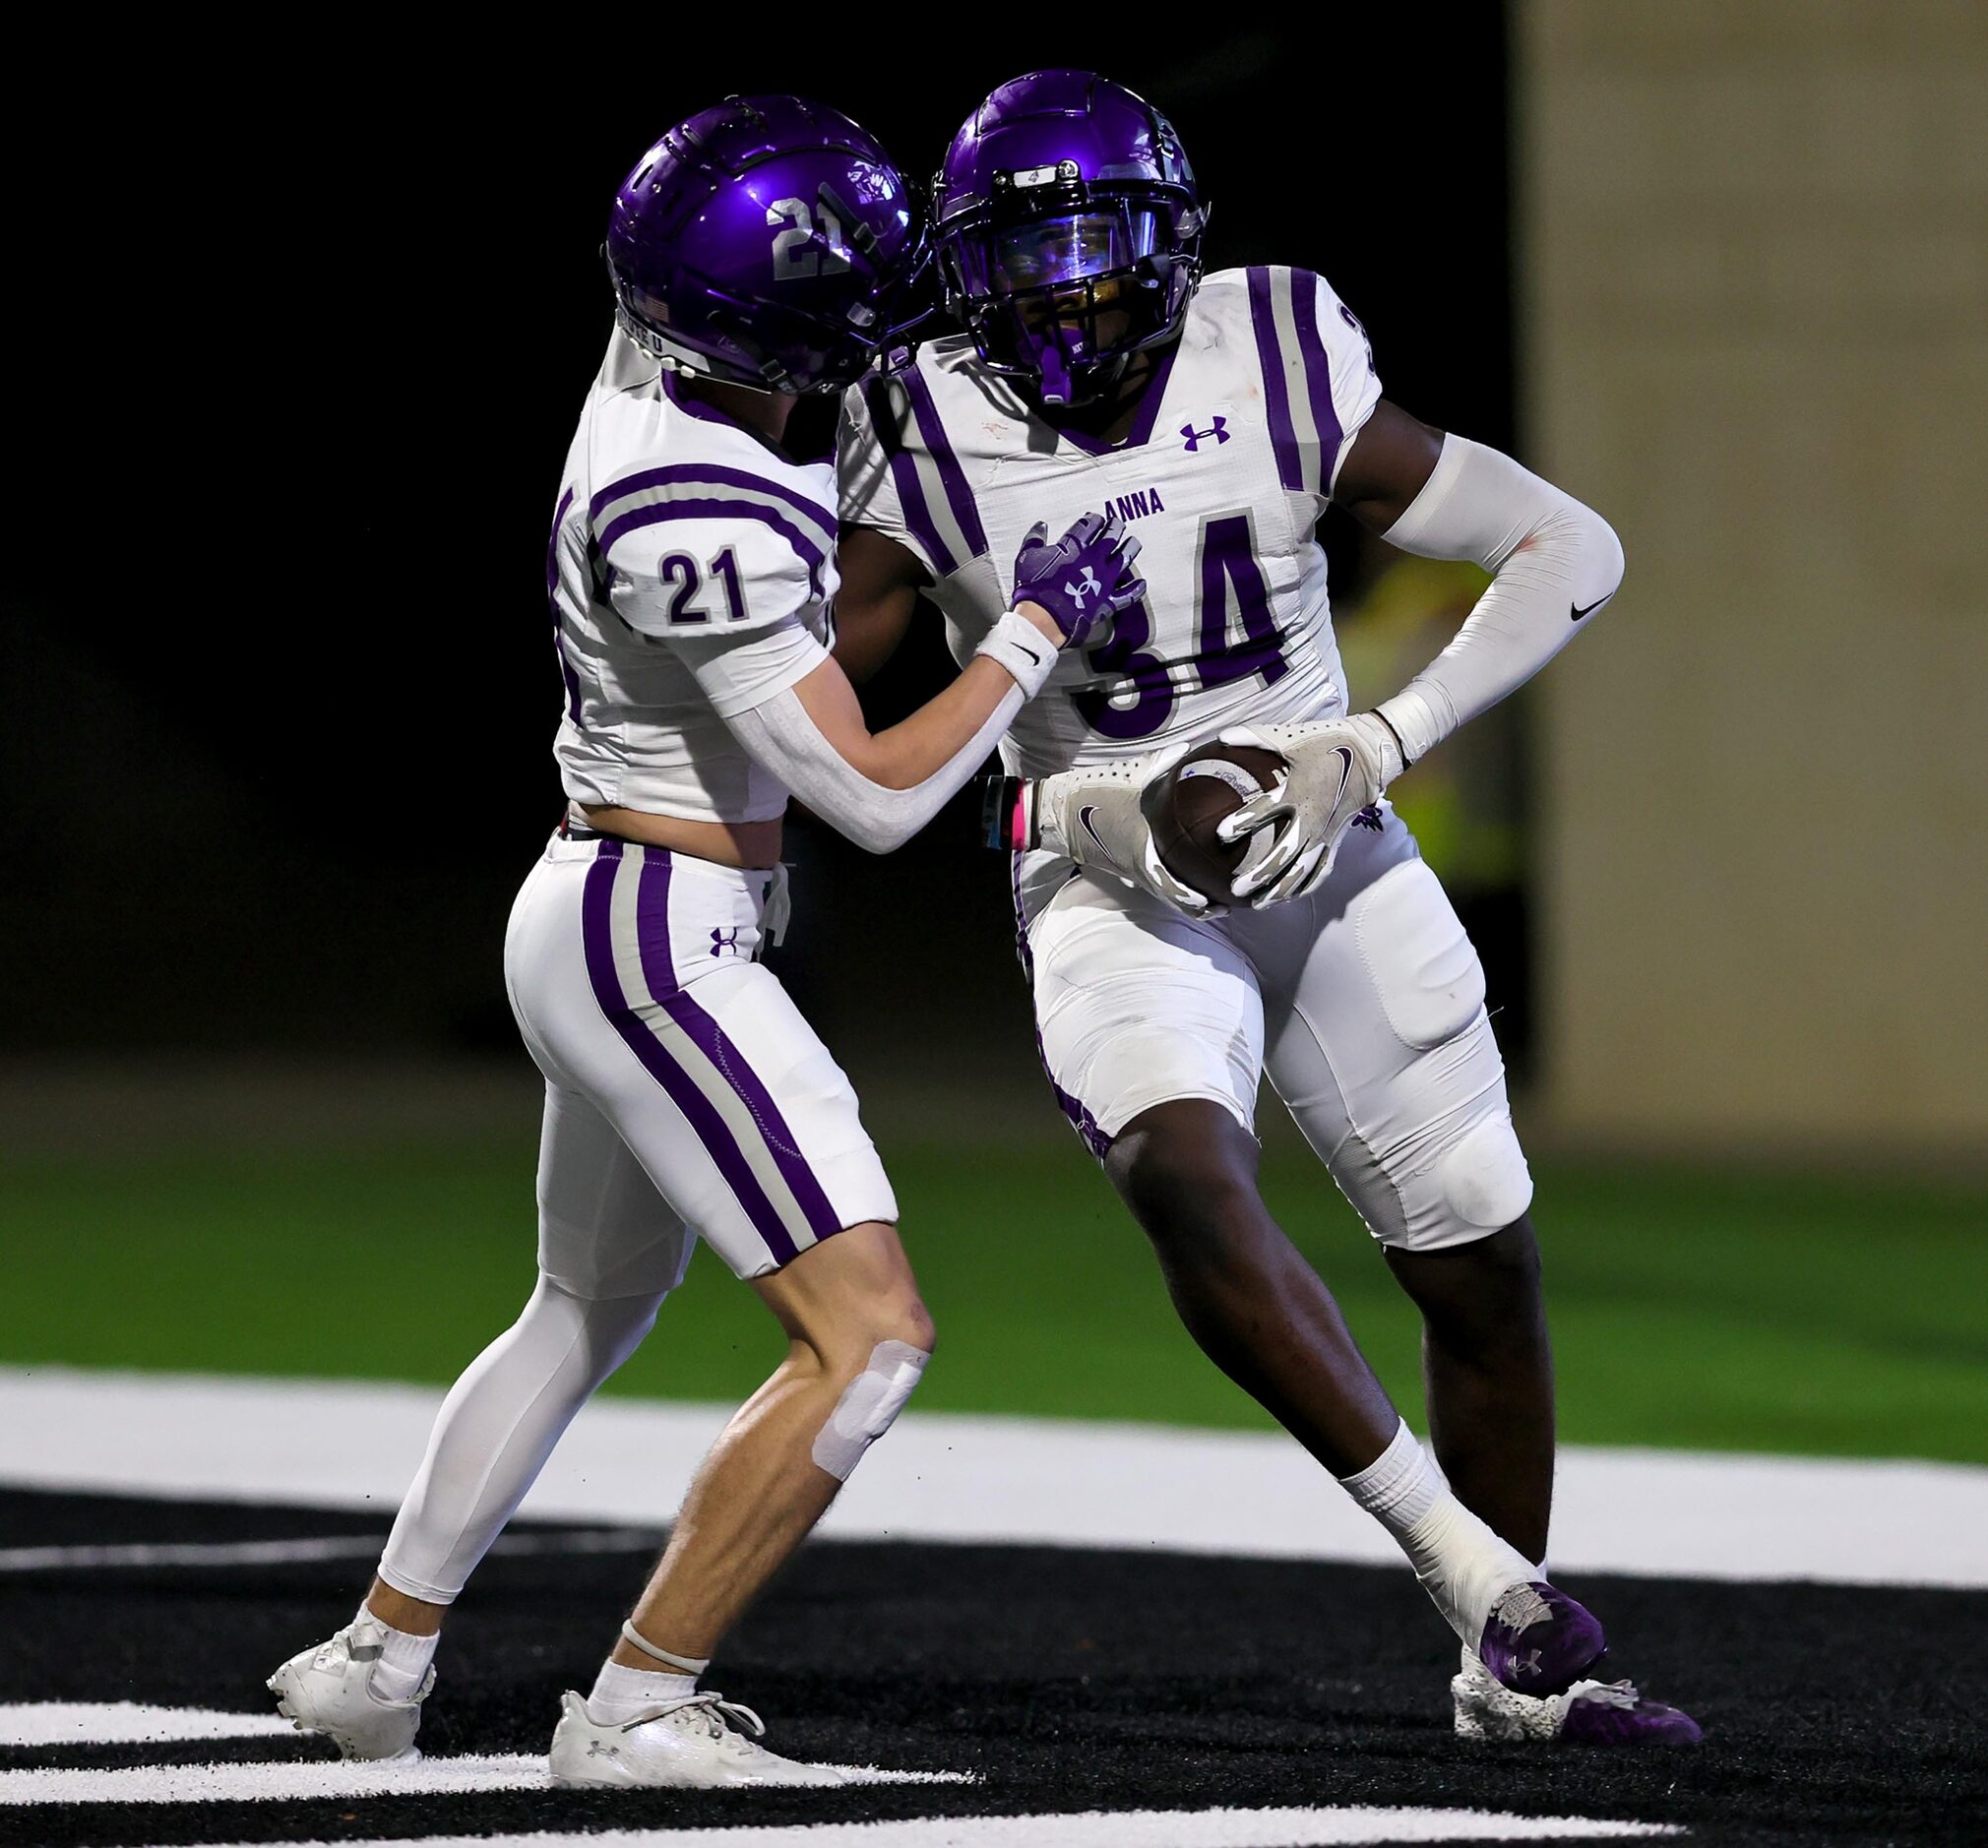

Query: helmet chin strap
[1035,333,1077,407]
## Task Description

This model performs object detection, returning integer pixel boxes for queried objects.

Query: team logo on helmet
[606,95,934,396]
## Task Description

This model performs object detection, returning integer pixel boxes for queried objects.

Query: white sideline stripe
[0,1751,970,1807]
[0,1527,659,1573]
[4,1367,1985,1588]
[0,1702,292,1747]
[145,1804,1678,1846]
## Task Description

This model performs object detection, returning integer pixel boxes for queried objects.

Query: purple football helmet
[934,70,1205,407]
[607,95,931,395]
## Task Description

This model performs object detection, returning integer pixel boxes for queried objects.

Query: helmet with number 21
[607,94,932,396]
[934,69,1207,407]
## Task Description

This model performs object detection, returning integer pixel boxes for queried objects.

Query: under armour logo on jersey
[1180,417,1230,451]
[710,927,744,958]
[1063,565,1101,607]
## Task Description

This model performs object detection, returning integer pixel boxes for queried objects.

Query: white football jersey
[839,267,1381,779]
[547,333,837,825]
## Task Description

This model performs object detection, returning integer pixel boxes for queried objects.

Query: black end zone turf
[4,1489,1984,1846]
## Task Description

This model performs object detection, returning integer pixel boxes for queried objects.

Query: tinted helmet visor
[954,206,1165,296]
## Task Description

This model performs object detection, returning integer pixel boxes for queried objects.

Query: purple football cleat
[1475,1581,1608,1697]
[1557,1680,1704,1747]
[1453,1652,1702,1747]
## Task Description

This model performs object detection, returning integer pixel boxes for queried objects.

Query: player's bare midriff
[578,803,781,870]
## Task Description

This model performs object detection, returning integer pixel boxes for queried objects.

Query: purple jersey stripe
[546,487,583,723]
[861,375,959,578]
[899,364,989,563]
[1246,266,1303,492]
[594,498,826,600]
[1287,274,1344,495]
[580,843,799,1265]
[1009,857,1115,1162]
[633,849,843,1248]
[589,463,835,547]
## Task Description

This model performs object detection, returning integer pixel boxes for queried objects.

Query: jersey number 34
[1074,512,1287,740]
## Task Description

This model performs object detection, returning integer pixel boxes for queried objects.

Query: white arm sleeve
[1373,435,1626,764]
[725,681,1024,856]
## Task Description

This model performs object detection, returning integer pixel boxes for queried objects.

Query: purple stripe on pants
[1246,267,1303,492]
[581,841,799,1265]
[1287,274,1344,494]
[1009,856,1115,1163]
[899,363,988,561]
[632,849,844,1247]
[861,375,959,579]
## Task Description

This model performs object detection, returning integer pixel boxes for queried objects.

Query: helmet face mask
[935,71,1205,408]
[606,96,933,397]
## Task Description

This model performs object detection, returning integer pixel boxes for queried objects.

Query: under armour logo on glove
[1010,510,1147,649]
[1181,417,1229,451]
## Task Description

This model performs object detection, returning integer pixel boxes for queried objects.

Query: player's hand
[1214,712,1406,905]
[989,751,1216,915]
[1011,511,1146,650]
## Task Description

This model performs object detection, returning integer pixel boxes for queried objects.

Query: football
[1149,743,1287,906]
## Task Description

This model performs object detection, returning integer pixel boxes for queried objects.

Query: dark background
[4,27,1516,1073]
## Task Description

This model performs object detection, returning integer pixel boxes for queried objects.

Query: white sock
[588,1659,698,1724]
[1337,1419,1537,1647]
[355,1603,438,1703]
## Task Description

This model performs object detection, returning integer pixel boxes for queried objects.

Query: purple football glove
[1011,510,1146,648]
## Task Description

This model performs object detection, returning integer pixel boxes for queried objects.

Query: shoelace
[619,1691,767,1743]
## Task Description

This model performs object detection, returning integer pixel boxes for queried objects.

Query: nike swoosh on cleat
[1571,594,1612,622]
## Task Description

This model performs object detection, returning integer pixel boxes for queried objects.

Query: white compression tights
[375,1275,664,1604]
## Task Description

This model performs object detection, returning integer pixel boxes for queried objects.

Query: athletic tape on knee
[811,1339,928,1482]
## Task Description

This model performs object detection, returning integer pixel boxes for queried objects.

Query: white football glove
[997,750,1217,915]
[1215,711,1407,906]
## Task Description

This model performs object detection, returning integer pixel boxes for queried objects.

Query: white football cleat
[267,1616,434,1761]
[547,1688,848,1789]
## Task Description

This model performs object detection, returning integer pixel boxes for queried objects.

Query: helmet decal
[605,95,933,396]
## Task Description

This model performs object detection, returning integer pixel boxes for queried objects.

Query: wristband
[1372,688,1442,767]
[973,608,1059,700]
[980,774,1031,850]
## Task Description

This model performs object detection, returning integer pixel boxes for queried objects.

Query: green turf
[4,1134,1984,1464]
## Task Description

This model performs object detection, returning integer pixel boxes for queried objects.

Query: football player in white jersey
[266,96,1144,1789]
[835,71,1699,1747]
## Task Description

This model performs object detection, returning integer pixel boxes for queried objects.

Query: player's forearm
[732,668,1023,856]
[1372,435,1625,764]
[856,655,1032,789]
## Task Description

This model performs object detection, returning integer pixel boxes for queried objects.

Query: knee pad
[1434,1113,1534,1238]
[811,1339,929,1482]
